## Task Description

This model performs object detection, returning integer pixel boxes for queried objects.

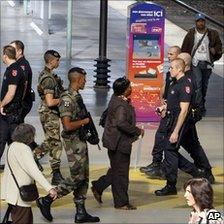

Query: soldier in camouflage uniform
[37,50,64,185]
[36,67,100,223]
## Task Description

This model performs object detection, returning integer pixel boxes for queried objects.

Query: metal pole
[23,0,28,15]
[66,0,73,59]
[94,0,110,88]
[43,0,49,36]
[99,0,107,58]
[49,0,51,19]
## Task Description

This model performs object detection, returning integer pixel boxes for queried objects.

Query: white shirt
[192,29,211,66]
[188,209,223,224]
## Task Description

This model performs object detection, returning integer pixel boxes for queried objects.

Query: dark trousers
[21,100,33,122]
[10,204,33,224]
[0,115,18,160]
[163,137,179,185]
[192,62,212,109]
[151,117,211,173]
[151,118,167,163]
[164,121,212,185]
[151,118,197,176]
[93,149,130,207]
[180,123,211,171]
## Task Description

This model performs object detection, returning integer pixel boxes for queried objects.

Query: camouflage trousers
[56,137,89,202]
[39,111,62,171]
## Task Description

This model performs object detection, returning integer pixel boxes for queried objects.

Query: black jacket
[102,94,141,154]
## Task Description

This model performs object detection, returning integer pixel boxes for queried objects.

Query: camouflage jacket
[37,67,64,114]
[59,87,85,139]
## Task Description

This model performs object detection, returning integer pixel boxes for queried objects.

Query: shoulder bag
[7,149,39,202]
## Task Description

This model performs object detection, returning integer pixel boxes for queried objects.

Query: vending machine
[127,2,165,122]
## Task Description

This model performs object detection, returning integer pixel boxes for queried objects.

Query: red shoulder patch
[12,70,17,77]
[185,86,191,94]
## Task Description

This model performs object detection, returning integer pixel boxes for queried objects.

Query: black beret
[44,50,61,58]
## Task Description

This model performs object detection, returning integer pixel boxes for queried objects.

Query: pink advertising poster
[127,2,165,122]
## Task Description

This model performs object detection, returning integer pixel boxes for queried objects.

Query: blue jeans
[192,61,212,109]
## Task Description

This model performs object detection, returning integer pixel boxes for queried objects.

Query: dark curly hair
[184,178,214,211]
[113,77,130,96]
[11,123,35,145]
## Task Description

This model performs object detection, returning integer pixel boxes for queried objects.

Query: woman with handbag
[1,123,57,224]
[91,77,144,209]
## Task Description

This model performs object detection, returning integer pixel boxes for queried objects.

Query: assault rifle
[76,97,101,150]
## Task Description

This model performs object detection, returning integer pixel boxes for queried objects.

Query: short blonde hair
[172,58,185,72]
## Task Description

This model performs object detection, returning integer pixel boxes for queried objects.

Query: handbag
[99,108,108,128]
[7,149,39,202]
[0,204,13,224]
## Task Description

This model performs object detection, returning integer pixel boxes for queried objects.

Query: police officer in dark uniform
[176,53,214,183]
[10,40,34,122]
[140,46,181,174]
[145,53,215,183]
[141,52,214,184]
[0,45,25,168]
[155,58,193,196]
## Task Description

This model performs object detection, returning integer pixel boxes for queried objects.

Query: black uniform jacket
[102,94,141,154]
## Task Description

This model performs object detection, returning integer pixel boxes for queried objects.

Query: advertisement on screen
[127,2,165,122]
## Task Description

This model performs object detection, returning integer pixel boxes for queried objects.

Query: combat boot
[197,168,215,184]
[36,195,54,221]
[146,167,166,180]
[155,184,177,196]
[139,162,162,173]
[51,169,64,185]
[75,200,100,223]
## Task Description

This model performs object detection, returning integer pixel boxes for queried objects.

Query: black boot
[196,168,215,184]
[146,167,166,180]
[139,162,162,173]
[51,169,64,185]
[155,184,177,196]
[75,200,100,223]
[36,195,54,221]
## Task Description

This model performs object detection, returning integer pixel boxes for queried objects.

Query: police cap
[44,50,61,58]
[68,67,87,76]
